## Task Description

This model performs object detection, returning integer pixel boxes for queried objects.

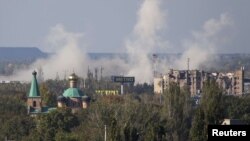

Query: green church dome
[63,88,84,97]
[28,71,40,97]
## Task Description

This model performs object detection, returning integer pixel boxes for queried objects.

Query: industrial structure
[154,67,244,96]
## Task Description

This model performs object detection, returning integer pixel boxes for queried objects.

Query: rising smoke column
[39,24,89,79]
[125,0,166,83]
[7,0,168,83]
[11,24,89,80]
[10,24,130,81]
[175,13,233,70]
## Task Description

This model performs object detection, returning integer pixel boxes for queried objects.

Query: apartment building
[154,67,244,96]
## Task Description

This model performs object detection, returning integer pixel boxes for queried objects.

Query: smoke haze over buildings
[7,0,167,83]
[4,24,88,80]
[0,0,240,83]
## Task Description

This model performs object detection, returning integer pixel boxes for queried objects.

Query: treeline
[0,80,250,141]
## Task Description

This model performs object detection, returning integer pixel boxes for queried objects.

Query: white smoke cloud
[175,13,233,70]
[7,24,89,81]
[0,0,168,84]
[125,0,167,83]
[4,24,130,81]
[1,1,233,85]
[44,24,83,53]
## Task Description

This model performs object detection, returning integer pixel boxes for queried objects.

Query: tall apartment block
[154,67,244,96]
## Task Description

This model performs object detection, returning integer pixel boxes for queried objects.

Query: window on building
[33,101,36,107]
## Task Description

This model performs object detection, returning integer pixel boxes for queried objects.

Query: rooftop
[28,71,40,97]
[63,88,84,97]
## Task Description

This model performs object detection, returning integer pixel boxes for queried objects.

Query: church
[57,72,90,113]
[27,71,90,115]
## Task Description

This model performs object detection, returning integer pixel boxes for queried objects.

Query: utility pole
[121,83,124,95]
[56,72,60,81]
[64,70,67,80]
[160,93,162,104]
[153,54,157,77]
[104,125,107,141]
[95,67,98,81]
[83,78,86,89]
[100,66,104,81]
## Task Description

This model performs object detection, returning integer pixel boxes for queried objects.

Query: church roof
[28,71,41,97]
[68,73,78,80]
[63,88,84,97]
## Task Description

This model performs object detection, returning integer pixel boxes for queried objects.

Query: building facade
[27,71,56,115]
[27,71,90,115]
[57,73,90,113]
[154,67,244,96]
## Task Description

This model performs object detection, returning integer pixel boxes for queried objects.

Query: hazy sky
[0,0,249,53]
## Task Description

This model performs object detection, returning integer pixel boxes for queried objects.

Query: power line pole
[121,83,124,95]
[104,125,107,141]
[101,66,104,81]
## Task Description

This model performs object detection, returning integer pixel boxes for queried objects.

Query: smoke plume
[125,0,166,83]
[9,24,89,80]
[175,13,233,69]
[2,0,167,83]
[1,1,233,85]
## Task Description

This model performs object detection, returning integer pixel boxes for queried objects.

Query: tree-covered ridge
[0,80,249,141]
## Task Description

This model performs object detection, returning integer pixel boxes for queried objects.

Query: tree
[55,130,78,141]
[223,95,250,124]
[201,80,224,125]
[189,107,206,141]
[37,109,79,140]
[40,83,56,107]
[162,83,192,141]
[190,80,224,140]
[2,116,35,140]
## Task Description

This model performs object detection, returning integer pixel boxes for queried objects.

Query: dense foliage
[0,79,249,141]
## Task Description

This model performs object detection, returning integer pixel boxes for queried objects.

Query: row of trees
[0,80,249,141]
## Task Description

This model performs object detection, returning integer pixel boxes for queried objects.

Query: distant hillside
[0,47,48,61]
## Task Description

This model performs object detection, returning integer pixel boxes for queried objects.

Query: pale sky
[0,0,249,53]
